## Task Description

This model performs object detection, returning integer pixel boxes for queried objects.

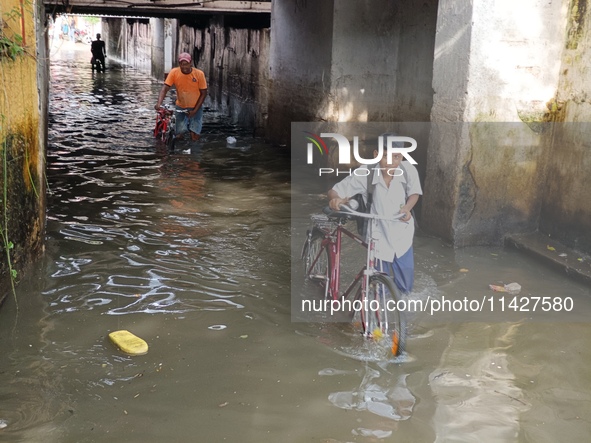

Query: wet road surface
[0,40,590,442]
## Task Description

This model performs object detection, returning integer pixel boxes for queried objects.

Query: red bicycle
[154,105,176,151]
[154,106,190,151]
[301,203,407,356]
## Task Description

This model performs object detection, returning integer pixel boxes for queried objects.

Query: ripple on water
[208,324,227,330]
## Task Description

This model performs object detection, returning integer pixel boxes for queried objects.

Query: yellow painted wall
[0,0,44,299]
[0,0,39,142]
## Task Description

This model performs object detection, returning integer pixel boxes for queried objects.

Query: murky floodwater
[0,40,590,443]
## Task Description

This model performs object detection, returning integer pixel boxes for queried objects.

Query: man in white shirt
[327,139,422,294]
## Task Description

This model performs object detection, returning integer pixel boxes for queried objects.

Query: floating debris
[108,330,148,356]
[504,282,522,294]
[208,325,227,331]
[489,282,521,295]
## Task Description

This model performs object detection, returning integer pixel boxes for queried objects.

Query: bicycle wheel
[159,120,168,141]
[154,118,163,138]
[165,127,175,151]
[302,228,328,283]
[360,274,406,356]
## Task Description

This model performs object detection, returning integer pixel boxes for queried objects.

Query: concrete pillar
[539,0,591,251]
[151,18,165,81]
[268,0,335,143]
[329,0,436,123]
[268,0,437,148]
[422,0,568,246]
[164,19,177,75]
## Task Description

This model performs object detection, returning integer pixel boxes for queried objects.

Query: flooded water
[0,40,590,442]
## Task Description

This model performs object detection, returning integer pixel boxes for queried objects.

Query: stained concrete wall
[175,15,271,132]
[268,0,438,145]
[423,0,572,247]
[150,18,165,82]
[267,0,335,143]
[101,18,120,60]
[164,19,177,75]
[330,0,437,122]
[102,18,152,72]
[125,19,152,72]
[540,0,591,252]
[0,0,47,303]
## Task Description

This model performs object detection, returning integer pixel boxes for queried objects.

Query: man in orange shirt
[155,52,208,141]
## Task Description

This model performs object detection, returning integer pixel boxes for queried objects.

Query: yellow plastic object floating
[108,330,148,355]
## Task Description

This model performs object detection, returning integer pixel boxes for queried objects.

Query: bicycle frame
[303,206,407,352]
[309,210,400,299]
[305,215,379,303]
[154,107,173,140]
[154,107,190,142]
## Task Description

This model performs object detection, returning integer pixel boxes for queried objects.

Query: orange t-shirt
[164,67,207,108]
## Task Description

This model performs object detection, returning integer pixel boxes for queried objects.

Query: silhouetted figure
[91,33,106,72]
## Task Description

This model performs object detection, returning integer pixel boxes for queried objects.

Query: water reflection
[429,324,530,442]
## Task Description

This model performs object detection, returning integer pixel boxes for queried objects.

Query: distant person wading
[91,33,106,72]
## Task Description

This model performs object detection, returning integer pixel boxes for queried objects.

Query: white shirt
[331,161,422,260]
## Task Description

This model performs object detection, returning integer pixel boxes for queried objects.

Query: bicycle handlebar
[343,204,406,221]
[157,105,189,114]
[324,203,405,222]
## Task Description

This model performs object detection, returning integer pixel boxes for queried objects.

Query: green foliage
[0,33,25,60]
[83,16,100,26]
[0,0,29,61]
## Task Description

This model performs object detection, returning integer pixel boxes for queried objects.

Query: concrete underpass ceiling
[43,0,271,18]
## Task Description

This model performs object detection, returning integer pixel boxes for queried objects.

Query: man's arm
[328,173,368,211]
[328,189,350,211]
[399,194,419,222]
[154,84,172,110]
[398,161,422,222]
[188,88,208,118]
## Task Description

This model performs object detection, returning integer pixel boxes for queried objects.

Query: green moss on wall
[566,0,587,50]
[0,115,43,296]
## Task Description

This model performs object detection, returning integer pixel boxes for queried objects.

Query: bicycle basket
[310,214,337,232]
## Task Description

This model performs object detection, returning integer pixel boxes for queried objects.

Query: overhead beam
[43,0,271,18]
